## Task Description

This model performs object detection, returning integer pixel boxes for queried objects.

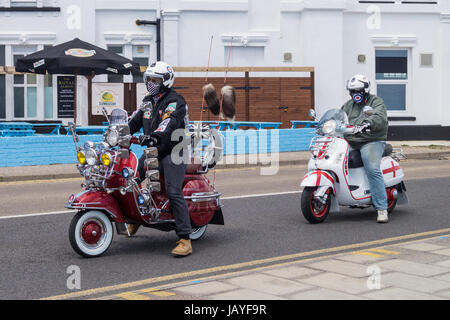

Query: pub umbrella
[15,37,141,123]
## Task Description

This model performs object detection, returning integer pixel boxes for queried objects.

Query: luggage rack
[391,148,407,161]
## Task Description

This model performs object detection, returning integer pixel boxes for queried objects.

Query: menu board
[57,76,75,118]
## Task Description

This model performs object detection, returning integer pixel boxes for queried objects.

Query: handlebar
[130,136,139,145]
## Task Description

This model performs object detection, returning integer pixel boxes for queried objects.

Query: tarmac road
[0,159,449,299]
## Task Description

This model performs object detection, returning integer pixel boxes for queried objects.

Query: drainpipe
[135,18,161,61]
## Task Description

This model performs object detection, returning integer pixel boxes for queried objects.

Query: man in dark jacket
[342,74,390,223]
[128,61,192,256]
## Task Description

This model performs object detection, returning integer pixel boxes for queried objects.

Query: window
[13,46,38,119]
[375,49,409,111]
[132,45,149,83]
[107,45,124,83]
[10,0,37,7]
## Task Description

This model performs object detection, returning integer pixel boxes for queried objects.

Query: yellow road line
[352,251,384,258]
[139,288,176,297]
[40,227,450,300]
[115,292,152,300]
[370,248,400,255]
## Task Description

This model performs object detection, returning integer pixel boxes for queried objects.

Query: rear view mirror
[363,106,374,116]
[308,109,317,121]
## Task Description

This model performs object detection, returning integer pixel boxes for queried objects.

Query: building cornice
[371,34,417,47]
[221,34,269,47]
[0,32,56,44]
[104,33,153,45]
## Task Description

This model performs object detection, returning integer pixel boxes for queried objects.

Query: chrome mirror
[363,106,374,116]
[308,109,317,121]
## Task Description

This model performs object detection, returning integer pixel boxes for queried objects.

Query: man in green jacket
[342,74,389,223]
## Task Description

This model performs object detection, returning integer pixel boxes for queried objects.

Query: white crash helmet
[143,61,175,90]
[346,74,371,94]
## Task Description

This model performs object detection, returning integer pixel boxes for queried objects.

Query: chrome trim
[184,192,222,203]
[65,204,118,219]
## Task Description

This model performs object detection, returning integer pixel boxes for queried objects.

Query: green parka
[341,94,389,149]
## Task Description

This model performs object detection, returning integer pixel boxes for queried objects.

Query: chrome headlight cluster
[106,128,119,147]
[76,141,113,167]
[322,120,337,135]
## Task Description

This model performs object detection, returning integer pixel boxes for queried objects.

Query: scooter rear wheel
[301,187,331,224]
[69,210,114,258]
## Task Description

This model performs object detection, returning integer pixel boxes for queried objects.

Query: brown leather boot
[171,239,192,257]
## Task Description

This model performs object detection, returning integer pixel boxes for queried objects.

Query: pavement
[104,231,450,301]
[0,141,449,182]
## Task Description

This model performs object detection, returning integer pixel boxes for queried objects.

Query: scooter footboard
[301,170,336,195]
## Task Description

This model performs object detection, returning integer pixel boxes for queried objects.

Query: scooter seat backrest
[383,144,393,157]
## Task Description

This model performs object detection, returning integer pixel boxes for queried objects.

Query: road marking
[40,227,450,300]
[370,248,400,255]
[352,251,384,258]
[221,190,301,200]
[0,210,73,220]
[115,292,152,300]
[0,191,302,220]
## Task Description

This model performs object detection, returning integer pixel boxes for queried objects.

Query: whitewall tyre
[69,210,114,258]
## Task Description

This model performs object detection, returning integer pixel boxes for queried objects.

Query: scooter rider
[128,61,193,256]
[342,74,390,223]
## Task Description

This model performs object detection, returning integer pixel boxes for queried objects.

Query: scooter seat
[348,144,393,169]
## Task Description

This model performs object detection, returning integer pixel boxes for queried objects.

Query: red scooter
[66,108,224,258]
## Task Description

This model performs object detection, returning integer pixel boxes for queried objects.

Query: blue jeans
[353,141,388,211]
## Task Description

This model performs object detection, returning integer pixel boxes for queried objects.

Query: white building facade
[0,0,449,138]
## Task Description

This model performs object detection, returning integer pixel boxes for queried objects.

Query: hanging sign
[92,83,124,115]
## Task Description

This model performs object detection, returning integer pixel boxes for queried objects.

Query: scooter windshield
[109,108,128,126]
[317,109,349,127]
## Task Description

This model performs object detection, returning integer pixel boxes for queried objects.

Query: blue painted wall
[0,129,316,167]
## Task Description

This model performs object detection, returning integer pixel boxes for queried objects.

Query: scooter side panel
[67,190,125,223]
[381,157,405,187]
[183,175,219,227]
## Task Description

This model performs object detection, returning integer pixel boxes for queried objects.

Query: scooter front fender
[301,170,336,195]
[66,190,125,223]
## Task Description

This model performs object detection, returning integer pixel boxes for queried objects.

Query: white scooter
[300,108,409,224]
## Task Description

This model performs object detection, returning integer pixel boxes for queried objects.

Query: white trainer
[377,210,389,223]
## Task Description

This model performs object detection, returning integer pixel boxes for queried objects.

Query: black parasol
[15,38,141,123]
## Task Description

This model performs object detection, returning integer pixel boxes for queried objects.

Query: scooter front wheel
[69,210,114,258]
[301,187,331,224]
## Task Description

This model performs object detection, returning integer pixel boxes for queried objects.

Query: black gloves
[354,122,371,134]
[138,135,158,147]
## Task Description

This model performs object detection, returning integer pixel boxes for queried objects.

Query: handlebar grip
[130,136,139,145]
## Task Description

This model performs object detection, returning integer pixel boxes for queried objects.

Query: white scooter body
[301,135,408,213]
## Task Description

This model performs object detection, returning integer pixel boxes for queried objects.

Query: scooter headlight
[137,194,146,206]
[85,148,98,166]
[106,128,119,147]
[322,120,337,135]
[121,167,134,179]
[101,152,113,167]
[77,151,86,165]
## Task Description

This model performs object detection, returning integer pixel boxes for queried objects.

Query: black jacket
[129,89,189,159]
